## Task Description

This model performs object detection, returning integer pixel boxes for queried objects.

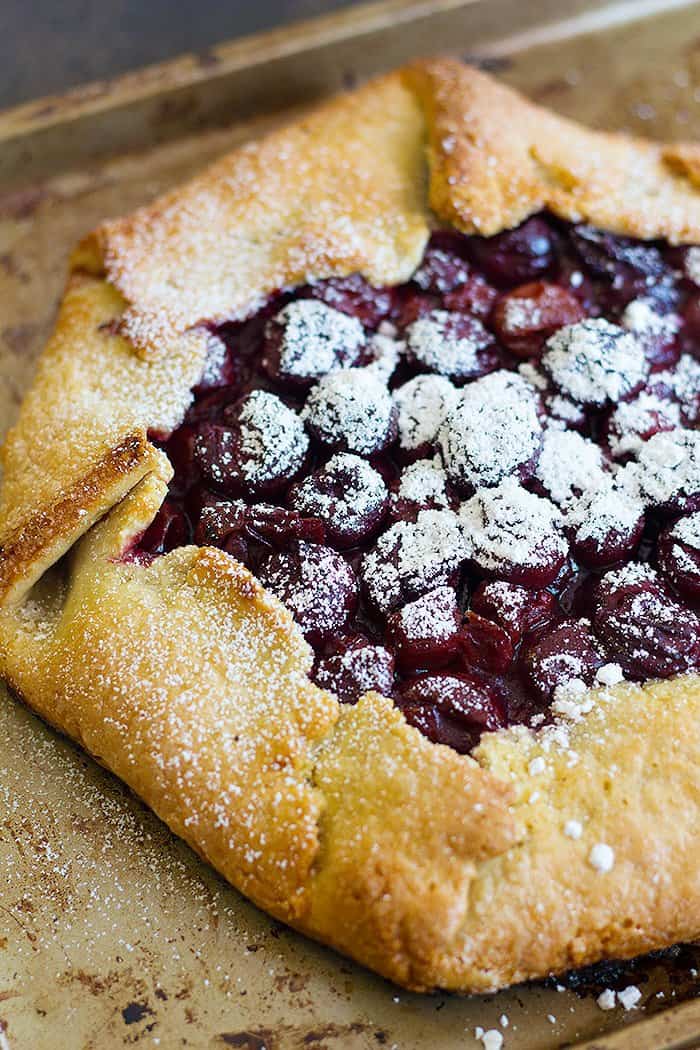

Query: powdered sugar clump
[396,456,451,507]
[439,370,542,490]
[361,509,468,613]
[393,374,459,452]
[302,368,396,455]
[618,985,642,1010]
[460,478,567,580]
[267,299,364,380]
[365,332,403,382]
[618,428,700,511]
[406,310,493,379]
[394,586,459,641]
[589,842,615,873]
[535,428,606,507]
[622,297,679,346]
[290,453,387,536]
[237,390,309,485]
[605,392,680,460]
[566,479,644,546]
[543,318,648,405]
[596,663,625,686]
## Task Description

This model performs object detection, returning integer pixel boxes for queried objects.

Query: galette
[2,59,700,993]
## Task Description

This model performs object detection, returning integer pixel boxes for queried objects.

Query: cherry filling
[132,214,700,753]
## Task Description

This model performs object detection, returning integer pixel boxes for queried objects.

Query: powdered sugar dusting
[535,428,606,507]
[302,368,396,455]
[268,299,365,380]
[393,374,459,451]
[606,392,680,459]
[622,298,679,346]
[439,370,542,489]
[566,479,644,545]
[460,478,567,576]
[290,453,387,534]
[237,390,309,484]
[406,310,492,378]
[361,509,467,613]
[618,428,700,510]
[395,586,459,641]
[397,456,450,507]
[543,319,648,405]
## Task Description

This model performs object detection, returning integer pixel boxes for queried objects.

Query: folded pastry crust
[1,59,700,993]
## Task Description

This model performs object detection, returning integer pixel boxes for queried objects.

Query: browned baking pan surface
[1,1,699,1046]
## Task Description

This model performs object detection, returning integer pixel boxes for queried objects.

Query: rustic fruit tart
[2,59,700,994]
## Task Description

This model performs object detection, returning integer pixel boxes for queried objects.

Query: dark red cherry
[244,503,326,547]
[307,273,393,329]
[411,240,498,319]
[195,391,308,498]
[258,542,358,646]
[470,579,558,646]
[569,224,668,302]
[302,369,398,456]
[387,459,456,525]
[360,509,467,615]
[397,673,506,754]
[386,586,462,670]
[405,310,500,382]
[601,393,680,462]
[657,514,700,600]
[194,497,246,548]
[193,333,238,394]
[458,613,514,674]
[288,453,388,548]
[460,480,568,588]
[465,217,557,287]
[555,258,598,312]
[524,619,604,703]
[396,290,440,329]
[444,278,499,320]
[195,499,326,557]
[682,293,700,343]
[592,563,700,678]
[491,281,585,358]
[313,634,395,702]
[566,485,645,569]
[161,423,201,497]
[138,499,189,557]
[411,241,473,294]
[622,429,700,516]
[262,299,365,386]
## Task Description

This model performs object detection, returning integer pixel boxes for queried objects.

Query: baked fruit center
[133,214,700,753]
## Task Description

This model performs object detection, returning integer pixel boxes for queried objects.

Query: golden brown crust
[77,72,431,359]
[0,477,517,972]
[0,430,160,605]
[405,59,700,241]
[0,272,206,604]
[2,58,700,993]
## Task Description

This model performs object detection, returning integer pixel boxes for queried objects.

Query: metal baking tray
[1,1,699,1046]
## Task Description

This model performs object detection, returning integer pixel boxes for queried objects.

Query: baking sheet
[1,1,700,1046]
